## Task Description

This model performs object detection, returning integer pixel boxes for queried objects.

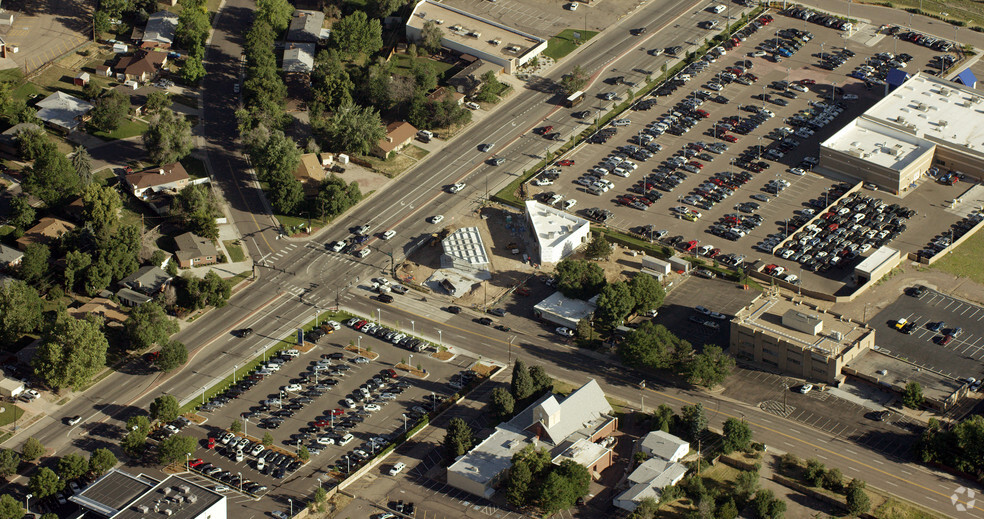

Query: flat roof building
[730,294,874,385]
[441,226,489,275]
[853,246,901,285]
[70,468,226,519]
[524,201,590,264]
[820,72,984,194]
[406,0,547,74]
[842,349,967,411]
[533,290,598,329]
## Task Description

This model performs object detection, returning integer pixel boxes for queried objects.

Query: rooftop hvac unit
[164,510,173,516]
[467,30,480,38]
[179,485,190,494]
[449,24,461,31]
[896,115,905,123]
[847,149,863,157]
[831,331,843,340]
[162,488,172,496]
[905,123,917,130]
[434,19,443,24]
[915,102,928,111]
[939,120,948,127]
[490,39,501,46]
[187,495,198,504]
[137,505,149,514]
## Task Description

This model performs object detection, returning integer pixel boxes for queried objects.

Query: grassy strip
[0,405,24,427]
[931,227,984,284]
[223,240,246,262]
[543,29,600,60]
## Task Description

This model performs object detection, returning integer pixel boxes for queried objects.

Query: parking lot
[654,275,760,348]
[528,9,977,295]
[166,316,480,515]
[873,287,984,381]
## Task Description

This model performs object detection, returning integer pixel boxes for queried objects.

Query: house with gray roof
[283,43,315,74]
[142,11,179,49]
[287,10,324,43]
[174,232,217,268]
[35,92,93,133]
[613,431,690,512]
[0,245,23,269]
[639,430,690,462]
[119,265,172,296]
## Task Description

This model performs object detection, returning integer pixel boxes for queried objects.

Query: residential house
[117,288,153,307]
[447,379,617,498]
[613,431,690,512]
[427,86,465,105]
[639,430,690,462]
[287,10,325,43]
[119,265,172,295]
[142,11,179,49]
[16,217,76,251]
[35,92,94,133]
[0,122,40,157]
[68,297,129,327]
[448,59,503,95]
[174,232,218,268]
[95,65,112,77]
[372,121,418,158]
[292,153,326,196]
[0,245,23,269]
[115,51,167,83]
[283,43,315,74]
[125,162,190,199]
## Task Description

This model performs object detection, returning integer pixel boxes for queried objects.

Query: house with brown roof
[427,87,465,105]
[16,217,76,251]
[115,51,167,83]
[174,232,218,268]
[125,162,190,199]
[292,153,326,196]
[372,121,418,158]
[68,298,129,327]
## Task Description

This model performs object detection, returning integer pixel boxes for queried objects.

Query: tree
[230,419,242,433]
[804,458,826,487]
[311,50,354,112]
[560,65,588,94]
[315,100,385,155]
[0,281,43,344]
[821,467,843,491]
[176,0,210,56]
[29,467,61,498]
[16,125,52,161]
[122,415,151,456]
[21,437,44,462]
[538,460,590,514]
[157,341,188,372]
[717,497,738,519]
[20,243,50,285]
[371,0,405,18]
[315,175,362,219]
[752,490,786,519]
[722,418,752,454]
[629,497,659,519]
[733,469,759,502]
[8,195,36,230]
[144,91,172,115]
[903,381,923,409]
[419,20,443,53]
[595,281,634,329]
[262,432,274,446]
[172,184,221,241]
[298,445,310,461]
[71,146,92,186]
[629,273,665,314]
[618,321,692,371]
[256,0,294,32]
[474,70,504,103]
[56,453,89,481]
[150,394,180,422]
[125,302,179,351]
[255,130,301,182]
[575,318,593,341]
[0,494,23,519]
[32,314,108,391]
[444,417,473,461]
[680,403,708,442]
[504,456,532,507]
[157,435,197,464]
[23,146,80,207]
[685,345,735,388]
[553,259,606,299]
[529,365,553,395]
[81,183,123,239]
[845,479,870,516]
[181,54,207,84]
[330,11,383,59]
[490,387,515,420]
[651,404,674,432]
[89,89,129,132]
[0,449,20,477]
[89,448,118,476]
[584,232,612,260]
[143,110,194,165]
[510,359,534,401]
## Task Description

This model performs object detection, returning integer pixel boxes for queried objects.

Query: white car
[788,167,806,176]
[750,50,766,57]
[612,118,631,127]
[562,199,577,210]
[354,356,370,364]
[317,435,335,445]
[799,384,813,394]
[382,230,396,240]
[389,462,406,476]
[842,93,859,101]
[250,444,265,456]
[22,389,40,401]
[555,327,574,337]
[344,398,357,409]
[566,1,577,10]
[448,182,466,193]
[364,403,381,412]
[325,320,341,330]
[695,305,712,316]
[220,432,235,445]
[283,384,302,392]
[790,84,808,93]
[430,215,444,224]
[465,101,481,110]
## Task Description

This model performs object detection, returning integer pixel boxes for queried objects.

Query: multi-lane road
[9,0,982,516]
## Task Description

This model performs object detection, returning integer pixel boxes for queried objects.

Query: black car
[447,306,462,314]
[477,317,494,326]
[235,328,253,338]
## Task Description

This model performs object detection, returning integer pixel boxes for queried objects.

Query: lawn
[403,145,430,160]
[543,29,599,60]
[931,227,984,284]
[91,119,149,141]
[358,152,417,178]
[180,156,209,179]
[0,404,25,427]
[391,54,458,82]
[0,225,13,239]
[223,240,246,262]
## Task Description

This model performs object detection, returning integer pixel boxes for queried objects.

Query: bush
[779,453,799,471]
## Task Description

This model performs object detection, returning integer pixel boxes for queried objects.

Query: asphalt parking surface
[872,287,984,381]
[655,276,759,349]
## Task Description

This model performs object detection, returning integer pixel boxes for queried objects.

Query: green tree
[629,497,659,519]
[81,183,123,239]
[0,449,20,477]
[618,321,691,370]
[150,394,180,422]
[0,281,43,343]
[28,467,61,498]
[89,448,118,476]
[490,387,515,420]
[144,91,172,115]
[230,419,242,433]
[553,259,606,299]
[32,314,108,390]
[529,365,553,395]
[157,341,188,372]
[595,281,634,329]
[444,417,473,461]
[89,89,129,132]
[752,489,786,519]
[680,403,708,442]
[504,457,532,507]
[474,70,503,103]
[575,318,593,341]
[821,467,843,491]
[584,232,612,260]
[122,415,151,456]
[629,273,665,314]
[56,453,89,481]
[0,494,23,519]
[8,196,36,230]
[64,250,91,293]
[845,479,870,516]
[722,418,752,454]
[903,381,923,409]
[510,359,534,400]
[560,65,588,94]
[20,243,50,285]
[172,184,221,241]
[23,146,80,207]
[181,54,207,84]
[538,460,590,515]
[311,50,355,112]
[685,345,735,388]
[371,0,405,18]
[21,437,44,462]
[419,20,443,53]
[71,145,93,186]
[176,0,210,56]
[804,458,826,487]
[125,302,179,351]
[330,11,383,59]
[143,110,194,165]
[717,497,738,519]
[315,175,362,219]
[314,100,385,155]
[256,0,294,32]
[651,404,674,432]
[262,432,274,446]
[92,9,113,36]
[16,125,52,161]
[733,469,759,502]
[157,435,197,464]
[298,445,310,461]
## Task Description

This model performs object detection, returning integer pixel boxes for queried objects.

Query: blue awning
[887,68,911,89]
[955,68,977,89]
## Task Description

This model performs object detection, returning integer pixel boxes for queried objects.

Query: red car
[695,109,710,118]
[763,264,778,275]
[683,240,698,252]
[708,248,721,258]
[687,161,704,169]
[313,420,331,427]
[188,458,205,468]
[722,135,738,143]
[537,125,553,135]
[556,159,575,166]
[799,79,816,85]
[329,408,345,417]
[385,368,398,378]
[206,437,217,449]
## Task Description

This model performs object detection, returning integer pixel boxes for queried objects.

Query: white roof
[855,246,899,275]
[615,459,688,510]
[551,438,610,467]
[441,227,489,267]
[525,201,590,255]
[510,379,612,444]
[639,430,689,461]
[822,117,934,169]
[283,43,315,73]
[533,291,597,323]
[447,424,528,486]
[36,91,94,130]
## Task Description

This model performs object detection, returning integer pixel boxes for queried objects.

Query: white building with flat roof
[820,72,984,194]
[441,226,490,275]
[405,0,547,74]
[533,291,598,329]
[524,201,590,264]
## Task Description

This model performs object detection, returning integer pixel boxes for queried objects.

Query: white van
[389,462,406,476]
[282,349,299,357]
[256,457,265,471]
[338,433,354,446]
[711,4,726,13]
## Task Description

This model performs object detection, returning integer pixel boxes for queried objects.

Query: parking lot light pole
[244,418,248,437]
[185,453,190,471]
[358,336,362,352]
[408,355,413,370]
[25,494,31,513]
[377,308,381,325]
[437,329,443,349]
[289,498,293,516]
[202,386,206,405]
[237,472,242,492]
[402,413,407,431]
[233,365,237,384]
[410,320,414,335]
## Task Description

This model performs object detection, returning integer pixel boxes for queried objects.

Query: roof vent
[162,487,172,496]
[187,494,198,504]
[164,510,173,516]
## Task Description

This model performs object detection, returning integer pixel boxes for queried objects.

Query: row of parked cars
[783,7,853,32]
[918,211,984,259]
[345,317,427,352]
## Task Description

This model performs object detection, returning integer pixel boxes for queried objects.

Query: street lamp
[408,354,413,370]
[25,494,31,513]
[185,453,190,471]
[237,472,242,492]
[201,386,207,405]
[410,320,415,335]
[358,335,362,352]
[243,417,248,437]
[233,364,238,384]
[437,329,443,349]
[288,498,293,516]
[402,413,407,431]
[376,308,381,324]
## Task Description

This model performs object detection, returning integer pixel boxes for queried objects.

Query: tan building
[115,51,168,83]
[16,217,76,251]
[68,298,129,327]
[292,153,326,195]
[125,162,190,199]
[174,232,218,268]
[373,121,418,158]
[730,294,874,385]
